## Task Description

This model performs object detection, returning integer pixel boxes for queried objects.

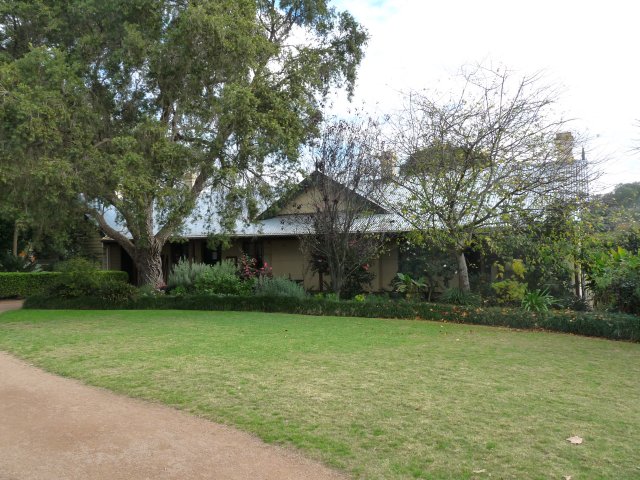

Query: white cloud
[331,0,640,191]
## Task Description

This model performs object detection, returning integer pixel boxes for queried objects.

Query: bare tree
[386,66,594,292]
[297,118,390,298]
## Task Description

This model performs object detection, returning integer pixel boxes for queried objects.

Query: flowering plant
[239,254,273,280]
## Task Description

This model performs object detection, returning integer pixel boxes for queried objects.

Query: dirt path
[0,352,346,480]
[0,299,24,313]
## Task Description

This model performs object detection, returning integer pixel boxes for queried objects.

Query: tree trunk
[330,272,343,299]
[457,250,471,292]
[135,241,164,288]
[574,262,581,298]
[329,264,343,299]
[12,221,19,257]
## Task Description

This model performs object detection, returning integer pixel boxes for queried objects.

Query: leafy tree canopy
[386,67,590,291]
[0,0,368,285]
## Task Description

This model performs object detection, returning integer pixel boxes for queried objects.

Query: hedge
[0,271,129,299]
[23,294,640,342]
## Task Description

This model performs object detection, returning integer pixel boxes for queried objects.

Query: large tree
[0,0,367,286]
[387,67,591,291]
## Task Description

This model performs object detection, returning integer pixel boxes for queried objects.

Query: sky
[331,0,640,193]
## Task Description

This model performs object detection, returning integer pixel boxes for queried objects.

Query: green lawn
[1,310,639,479]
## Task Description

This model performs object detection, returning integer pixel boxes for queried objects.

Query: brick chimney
[378,150,396,181]
[555,132,575,164]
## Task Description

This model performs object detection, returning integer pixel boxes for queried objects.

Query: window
[202,242,222,265]
[170,242,189,265]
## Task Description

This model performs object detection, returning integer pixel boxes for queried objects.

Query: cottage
[102,172,407,292]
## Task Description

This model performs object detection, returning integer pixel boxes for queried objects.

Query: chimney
[378,151,396,181]
[555,132,575,164]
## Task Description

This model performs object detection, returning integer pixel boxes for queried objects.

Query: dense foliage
[0,0,367,286]
[310,250,375,298]
[254,276,307,299]
[238,254,273,281]
[439,287,481,307]
[586,247,640,314]
[167,259,212,291]
[194,261,251,296]
[397,242,457,301]
[393,272,427,300]
[386,69,585,292]
[0,253,41,272]
[168,259,249,295]
[521,288,555,312]
[0,271,128,298]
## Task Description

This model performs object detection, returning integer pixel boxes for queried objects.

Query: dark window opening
[170,242,189,265]
[202,242,222,265]
[242,239,264,268]
[120,247,137,285]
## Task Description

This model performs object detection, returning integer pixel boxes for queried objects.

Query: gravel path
[0,305,346,480]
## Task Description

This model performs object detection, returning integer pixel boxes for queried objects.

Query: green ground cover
[1,310,638,479]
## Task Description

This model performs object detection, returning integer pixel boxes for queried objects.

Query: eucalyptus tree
[387,67,588,292]
[0,0,367,286]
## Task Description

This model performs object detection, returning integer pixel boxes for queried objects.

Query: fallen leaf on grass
[566,435,583,445]
[472,468,486,473]
[563,475,572,480]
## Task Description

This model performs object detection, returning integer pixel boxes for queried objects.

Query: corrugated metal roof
[101,203,411,240]
[100,174,413,240]
[182,213,411,238]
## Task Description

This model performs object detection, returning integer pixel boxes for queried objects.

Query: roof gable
[258,171,388,220]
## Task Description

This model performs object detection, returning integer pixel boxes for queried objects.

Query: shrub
[53,257,100,273]
[491,279,527,305]
[48,269,129,299]
[48,257,104,298]
[97,271,130,283]
[193,260,249,295]
[167,259,212,291]
[171,285,189,296]
[0,272,57,298]
[0,271,128,298]
[364,293,390,305]
[439,287,481,306]
[324,292,340,302]
[254,276,306,298]
[0,253,41,272]
[95,280,139,304]
[558,294,591,312]
[521,288,555,312]
[239,254,273,280]
[138,284,164,298]
[309,251,374,299]
[587,247,640,314]
[48,272,98,298]
[393,273,426,300]
[340,263,375,299]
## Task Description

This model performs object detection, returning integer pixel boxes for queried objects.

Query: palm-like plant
[521,288,555,312]
[394,273,426,300]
